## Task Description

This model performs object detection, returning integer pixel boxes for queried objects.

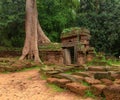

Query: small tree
[20,0,50,63]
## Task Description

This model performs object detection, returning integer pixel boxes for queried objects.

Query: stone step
[66,82,89,96]
[52,73,84,82]
[73,72,92,77]
[100,79,113,85]
[91,84,106,96]
[103,85,120,100]
[94,72,114,80]
[47,78,71,88]
[114,79,120,84]
[84,77,101,85]
[45,70,61,75]
[87,66,107,71]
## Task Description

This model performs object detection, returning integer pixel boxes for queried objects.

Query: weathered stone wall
[0,51,21,57]
[61,36,78,44]
[77,51,86,65]
[40,51,63,65]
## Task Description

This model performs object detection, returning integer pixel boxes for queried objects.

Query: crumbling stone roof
[61,27,90,39]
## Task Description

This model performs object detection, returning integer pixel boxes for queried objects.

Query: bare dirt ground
[0,69,93,100]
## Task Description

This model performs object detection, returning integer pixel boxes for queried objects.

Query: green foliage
[87,53,120,66]
[0,0,120,57]
[39,43,62,51]
[81,81,90,86]
[37,0,77,42]
[77,0,120,57]
[64,68,84,75]
[40,74,48,80]
[0,0,25,47]
[85,90,95,98]
[61,27,90,38]
[19,65,40,72]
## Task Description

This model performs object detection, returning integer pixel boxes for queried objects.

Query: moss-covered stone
[61,27,90,38]
[39,43,62,51]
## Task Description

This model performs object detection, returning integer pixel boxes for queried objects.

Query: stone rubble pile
[40,65,120,100]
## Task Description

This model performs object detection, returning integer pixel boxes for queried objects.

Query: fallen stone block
[47,78,58,84]
[88,66,106,71]
[84,77,101,85]
[103,85,120,100]
[94,72,113,80]
[100,79,113,85]
[66,82,89,96]
[111,73,120,79]
[47,78,71,88]
[114,79,120,84]
[91,84,106,96]
[73,72,91,77]
[53,73,79,82]
[46,70,60,75]
[54,79,71,87]
[71,75,84,81]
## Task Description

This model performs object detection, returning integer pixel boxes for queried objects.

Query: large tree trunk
[19,0,50,63]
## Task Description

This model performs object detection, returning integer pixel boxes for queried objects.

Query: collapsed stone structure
[40,27,95,65]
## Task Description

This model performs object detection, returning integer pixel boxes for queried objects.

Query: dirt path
[0,69,93,100]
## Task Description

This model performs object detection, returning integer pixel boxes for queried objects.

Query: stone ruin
[39,27,95,65]
[39,27,120,100]
[61,27,95,65]
[40,62,120,100]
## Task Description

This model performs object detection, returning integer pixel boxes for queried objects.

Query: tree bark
[37,22,50,44]
[19,0,50,63]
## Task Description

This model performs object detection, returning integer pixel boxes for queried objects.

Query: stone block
[103,85,120,100]
[47,78,58,84]
[94,72,113,80]
[66,82,89,96]
[91,84,106,96]
[88,66,106,71]
[111,73,120,79]
[73,72,91,77]
[55,79,71,87]
[101,79,113,85]
[54,73,82,82]
[71,75,84,81]
[84,77,101,85]
[114,79,120,84]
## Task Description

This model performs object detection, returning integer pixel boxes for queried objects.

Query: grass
[107,59,120,66]
[81,81,90,86]
[64,69,84,75]
[85,90,95,98]
[39,43,62,51]
[18,65,40,72]
[47,83,66,92]
[61,27,90,38]
[1,65,40,74]
[87,55,120,67]
[40,74,48,80]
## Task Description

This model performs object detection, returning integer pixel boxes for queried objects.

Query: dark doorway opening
[69,47,75,64]
[63,46,75,65]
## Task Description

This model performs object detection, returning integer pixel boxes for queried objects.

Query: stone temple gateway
[61,27,95,65]
[39,27,95,65]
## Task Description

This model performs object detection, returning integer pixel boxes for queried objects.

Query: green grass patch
[81,81,90,86]
[47,83,66,92]
[39,43,62,51]
[2,65,40,74]
[19,65,40,72]
[61,27,90,38]
[85,90,95,98]
[64,69,84,75]
[40,74,48,80]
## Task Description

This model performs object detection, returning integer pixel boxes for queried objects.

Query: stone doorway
[64,47,75,65]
